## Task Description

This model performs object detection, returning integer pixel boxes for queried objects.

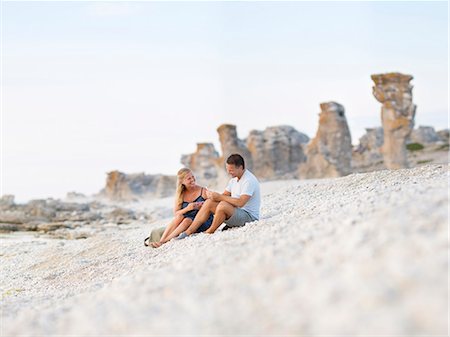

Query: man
[179,153,261,237]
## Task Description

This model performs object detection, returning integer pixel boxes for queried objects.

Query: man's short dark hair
[226,154,245,169]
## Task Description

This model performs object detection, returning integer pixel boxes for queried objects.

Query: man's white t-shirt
[225,169,261,220]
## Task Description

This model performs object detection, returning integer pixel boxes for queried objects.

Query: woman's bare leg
[164,218,193,242]
[152,219,193,248]
[158,214,184,243]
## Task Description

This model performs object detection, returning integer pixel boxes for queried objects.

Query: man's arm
[209,191,250,208]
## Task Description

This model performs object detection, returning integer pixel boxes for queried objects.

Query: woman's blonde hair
[175,168,192,208]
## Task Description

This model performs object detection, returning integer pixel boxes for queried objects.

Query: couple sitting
[145,154,261,248]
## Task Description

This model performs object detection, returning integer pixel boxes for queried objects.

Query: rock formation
[353,127,384,168]
[0,195,152,239]
[0,197,97,235]
[410,126,441,144]
[103,171,132,201]
[353,125,448,171]
[437,129,449,144]
[182,124,310,183]
[437,129,450,143]
[299,102,352,178]
[180,143,227,188]
[217,124,253,170]
[246,126,309,179]
[371,72,416,169]
[180,143,220,181]
[65,191,88,201]
[0,195,15,208]
[101,171,176,201]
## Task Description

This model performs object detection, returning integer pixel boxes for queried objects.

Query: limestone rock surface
[371,72,416,169]
[299,102,352,178]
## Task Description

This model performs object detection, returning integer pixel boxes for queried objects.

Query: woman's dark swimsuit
[181,188,213,232]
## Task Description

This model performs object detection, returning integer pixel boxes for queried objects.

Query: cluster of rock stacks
[181,124,311,187]
[181,72,421,185]
[352,72,448,170]
[98,171,177,202]
[247,125,310,179]
[100,71,447,201]
[353,125,449,170]
[182,70,448,184]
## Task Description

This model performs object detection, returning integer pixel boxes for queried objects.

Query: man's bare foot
[151,242,163,248]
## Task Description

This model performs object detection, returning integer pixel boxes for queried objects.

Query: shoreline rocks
[0,195,154,239]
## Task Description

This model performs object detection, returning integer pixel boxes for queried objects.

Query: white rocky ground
[1,164,448,335]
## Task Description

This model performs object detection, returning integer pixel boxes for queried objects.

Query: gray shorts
[225,208,257,228]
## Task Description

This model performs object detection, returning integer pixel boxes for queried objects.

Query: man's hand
[210,191,222,202]
[205,189,213,199]
[205,189,221,202]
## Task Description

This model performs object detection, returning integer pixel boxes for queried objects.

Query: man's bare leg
[205,201,235,234]
[184,199,219,235]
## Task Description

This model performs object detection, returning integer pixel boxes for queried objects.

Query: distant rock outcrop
[217,124,253,170]
[101,171,176,201]
[66,191,87,200]
[180,143,227,189]
[299,102,352,178]
[181,143,220,180]
[0,197,98,237]
[182,124,310,183]
[0,196,153,239]
[0,195,15,208]
[410,126,441,144]
[353,125,448,171]
[437,129,449,144]
[371,72,416,169]
[246,126,309,179]
[353,127,384,168]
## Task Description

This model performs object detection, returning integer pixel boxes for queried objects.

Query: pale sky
[2,1,448,202]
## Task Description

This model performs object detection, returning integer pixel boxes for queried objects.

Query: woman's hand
[186,202,203,211]
[193,201,204,210]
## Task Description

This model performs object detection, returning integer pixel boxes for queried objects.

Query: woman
[144,168,213,248]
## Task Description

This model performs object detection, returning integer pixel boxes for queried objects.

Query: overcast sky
[2,0,448,202]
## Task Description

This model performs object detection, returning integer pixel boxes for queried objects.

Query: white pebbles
[1,164,448,335]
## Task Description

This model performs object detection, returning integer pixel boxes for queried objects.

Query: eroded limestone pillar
[371,72,416,169]
[216,124,253,170]
[299,102,352,178]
